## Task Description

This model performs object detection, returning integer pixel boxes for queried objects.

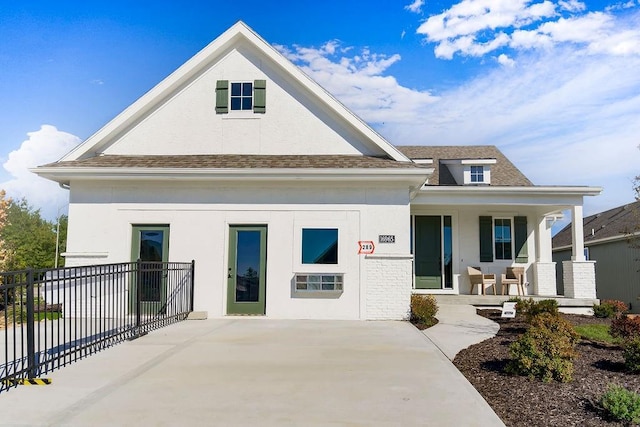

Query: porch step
[433,294,598,308]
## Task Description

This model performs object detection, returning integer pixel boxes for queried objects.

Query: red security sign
[358,241,375,255]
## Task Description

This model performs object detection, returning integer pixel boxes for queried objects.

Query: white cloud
[277,42,438,124]
[417,1,640,58]
[497,53,516,66]
[281,33,640,217]
[558,0,586,12]
[1,125,80,220]
[405,0,425,14]
[417,0,556,44]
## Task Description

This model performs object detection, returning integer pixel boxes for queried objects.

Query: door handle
[228,267,232,279]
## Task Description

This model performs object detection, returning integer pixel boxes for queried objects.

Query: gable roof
[57,21,408,163]
[397,145,533,186]
[553,200,640,248]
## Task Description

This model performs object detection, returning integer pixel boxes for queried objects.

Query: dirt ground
[454,310,640,427]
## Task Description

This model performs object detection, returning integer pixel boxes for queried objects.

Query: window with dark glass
[302,228,338,264]
[470,165,484,183]
[494,218,512,260]
[230,82,253,111]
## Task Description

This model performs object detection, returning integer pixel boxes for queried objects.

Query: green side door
[131,225,170,315]
[227,225,267,315]
[414,216,442,289]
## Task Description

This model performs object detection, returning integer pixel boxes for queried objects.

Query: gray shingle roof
[396,145,533,186]
[552,200,640,248]
[42,154,427,170]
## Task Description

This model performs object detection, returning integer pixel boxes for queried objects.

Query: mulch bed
[453,310,640,426]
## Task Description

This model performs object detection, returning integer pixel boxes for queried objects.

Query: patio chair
[467,266,497,295]
[501,267,526,296]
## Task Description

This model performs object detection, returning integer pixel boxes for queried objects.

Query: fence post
[26,268,37,379]
[190,260,195,312]
[136,259,142,334]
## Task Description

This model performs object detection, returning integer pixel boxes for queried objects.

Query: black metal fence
[0,260,194,393]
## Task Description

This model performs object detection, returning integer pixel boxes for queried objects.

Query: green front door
[131,225,169,315]
[415,216,442,289]
[227,225,267,315]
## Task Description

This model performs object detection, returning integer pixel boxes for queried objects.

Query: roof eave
[418,185,603,197]
[31,166,433,186]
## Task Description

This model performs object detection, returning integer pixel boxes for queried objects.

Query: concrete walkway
[0,318,504,427]
[423,304,500,360]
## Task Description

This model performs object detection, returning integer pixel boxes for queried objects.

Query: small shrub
[410,294,438,326]
[623,337,640,373]
[506,312,579,382]
[4,305,27,324]
[600,384,640,424]
[527,299,559,320]
[510,298,559,322]
[508,297,532,315]
[611,315,640,340]
[594,300,628,319]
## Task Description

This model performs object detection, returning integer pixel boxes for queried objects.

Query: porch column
[533,215,557,296]
[563,204,597,299]
[571,205,586,261]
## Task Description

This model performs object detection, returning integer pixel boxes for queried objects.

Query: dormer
[440,158,497,185]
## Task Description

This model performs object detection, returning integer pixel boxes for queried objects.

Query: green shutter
[215,80,228,114]
[514,216,528,263]
[479,216,493,262]
[253,79,266,113]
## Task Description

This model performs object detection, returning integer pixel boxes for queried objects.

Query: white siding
[102,45,382,157]
[64,181,412,320]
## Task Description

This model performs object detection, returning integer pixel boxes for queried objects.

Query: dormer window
[440,158,496,185]
[470,165,485,183]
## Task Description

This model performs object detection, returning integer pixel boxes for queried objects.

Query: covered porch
[409,186,602,299]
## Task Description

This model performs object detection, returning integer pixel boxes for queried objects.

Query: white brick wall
[534,262,557,296]
[562,260,597,299]
[365,256,412,320]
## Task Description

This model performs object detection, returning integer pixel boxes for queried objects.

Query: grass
[574,324,620,345]
[0,309,62,326]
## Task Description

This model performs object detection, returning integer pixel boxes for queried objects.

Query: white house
[33,22,601,320]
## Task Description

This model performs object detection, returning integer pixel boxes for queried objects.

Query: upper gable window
[216,79,266,114]
[470,166,485,183]
[231,82,253,111]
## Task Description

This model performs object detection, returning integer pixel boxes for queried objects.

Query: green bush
[623,337,640,373]
[509,298,559,322]
[527,299,559,320]
[594,300,628,319]
[508,297,531,314]
[506,312,579,382]
[611,315,640,340]
[410,294,438,325]
[600,384,640,424]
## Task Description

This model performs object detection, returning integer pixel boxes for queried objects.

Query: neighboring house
[553,201,640,312]
[33,22,601,320]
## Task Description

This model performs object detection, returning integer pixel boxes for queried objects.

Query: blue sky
[1,0,639,222]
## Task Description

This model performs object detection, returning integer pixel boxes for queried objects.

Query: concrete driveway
[0,319,503,426]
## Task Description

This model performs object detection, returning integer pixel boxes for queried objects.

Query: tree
[0,191,10,272]
[0,198,64,271]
